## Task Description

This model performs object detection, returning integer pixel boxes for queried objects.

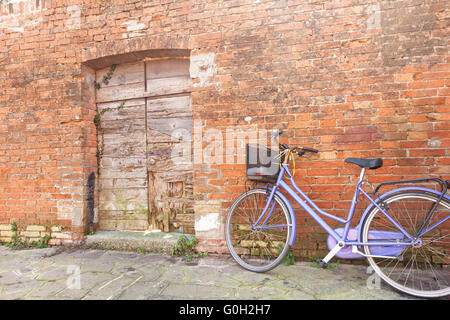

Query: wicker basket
[246,144,282,183]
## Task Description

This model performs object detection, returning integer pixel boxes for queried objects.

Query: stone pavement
[0,246,416,300]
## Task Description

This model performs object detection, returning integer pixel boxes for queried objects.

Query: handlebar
[301,147,319,153]
[280,144,319,156]
[275,129,318,156]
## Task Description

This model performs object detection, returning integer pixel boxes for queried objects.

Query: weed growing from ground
[171,236,208,262]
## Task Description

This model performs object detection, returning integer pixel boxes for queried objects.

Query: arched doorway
[88,49,194,234]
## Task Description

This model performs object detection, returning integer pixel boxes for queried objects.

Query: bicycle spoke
[255,231,273,261]
[233,229,251,242]
[244,193,256,225]
[403,251,417,287]
[423,245,447,260]
[394,254,414,284]
[422,233,449,244]
[416,248,448,289]
[398,198,417,234]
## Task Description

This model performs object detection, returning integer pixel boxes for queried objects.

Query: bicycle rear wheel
[225,188,292,273]
[361,191,450,298]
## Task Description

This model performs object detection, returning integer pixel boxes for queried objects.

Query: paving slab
[162,283,235,299]
[0,246,420,300]
[25,280,67,298]
[115,280,163,300]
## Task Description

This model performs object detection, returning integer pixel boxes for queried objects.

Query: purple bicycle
[225,131,449,298]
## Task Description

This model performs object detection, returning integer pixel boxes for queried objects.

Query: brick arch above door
[81,35,191,69]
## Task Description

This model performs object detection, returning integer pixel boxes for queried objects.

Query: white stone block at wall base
[51,232,72,240]
[0,230,14,237]
[51,226,62,232]
[26,225,46,232]
[194,212,224,239]
[21,231,40,238]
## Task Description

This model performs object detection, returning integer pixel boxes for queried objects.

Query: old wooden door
[96,57,193,233]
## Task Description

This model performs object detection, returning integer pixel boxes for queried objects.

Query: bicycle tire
[225,188,292,273]
[361,191,450,298]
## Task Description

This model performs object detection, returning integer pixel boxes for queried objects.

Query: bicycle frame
[252,163,447,252]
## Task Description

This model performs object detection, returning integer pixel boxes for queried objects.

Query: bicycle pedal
[316,259,328,269]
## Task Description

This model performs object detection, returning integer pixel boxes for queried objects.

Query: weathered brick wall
[0,0,448,258]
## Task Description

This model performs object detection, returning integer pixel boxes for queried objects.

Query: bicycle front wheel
[361,191,450,298]
[225,188,292,273]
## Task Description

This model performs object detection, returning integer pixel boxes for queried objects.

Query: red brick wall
[0,0,448,256]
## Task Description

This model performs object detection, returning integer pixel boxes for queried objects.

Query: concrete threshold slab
[83,230,192,254]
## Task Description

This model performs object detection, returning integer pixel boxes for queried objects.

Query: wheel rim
[363,193,450,297]
[226,189,291,272]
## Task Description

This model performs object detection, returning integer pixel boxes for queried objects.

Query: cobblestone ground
[0,246,417,300]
